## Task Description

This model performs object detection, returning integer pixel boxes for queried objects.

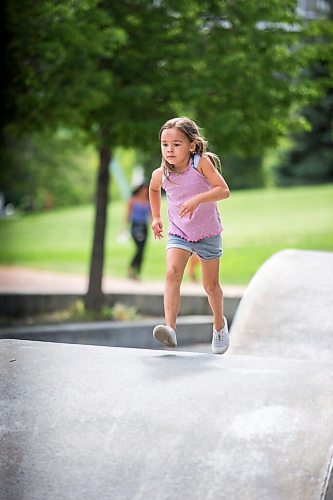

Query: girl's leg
[164,248,191,330]
[200,258,224,331]
[188,254,200,282]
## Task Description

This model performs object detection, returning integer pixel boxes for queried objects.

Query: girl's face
[160,127,195,170]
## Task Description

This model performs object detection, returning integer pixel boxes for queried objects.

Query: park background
[1,0,333,310]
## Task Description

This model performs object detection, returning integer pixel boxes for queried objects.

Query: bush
[275,149,333,186]
[223,154,265,189]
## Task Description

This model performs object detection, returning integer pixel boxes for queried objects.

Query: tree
[80,2,206,309]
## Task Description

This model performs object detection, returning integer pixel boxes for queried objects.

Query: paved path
[0,266,246,296]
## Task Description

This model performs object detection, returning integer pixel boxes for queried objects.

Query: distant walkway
[0,266,246,297]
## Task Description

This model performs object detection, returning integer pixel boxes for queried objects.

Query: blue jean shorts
[167,234,223,261]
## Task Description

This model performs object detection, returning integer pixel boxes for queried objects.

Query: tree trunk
[85,140,111,310]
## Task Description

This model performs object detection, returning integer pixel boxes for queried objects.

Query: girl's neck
[171,155,191,173]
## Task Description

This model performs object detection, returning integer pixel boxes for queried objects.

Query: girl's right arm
[149,168,164,239]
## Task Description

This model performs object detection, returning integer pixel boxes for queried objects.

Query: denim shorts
[167,233,223,261]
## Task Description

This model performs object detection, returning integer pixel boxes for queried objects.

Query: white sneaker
[212,317,229,355]
[153,325,177,347]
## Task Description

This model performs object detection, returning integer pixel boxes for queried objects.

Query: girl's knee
[203,281,222,296]
[166,264,183,284]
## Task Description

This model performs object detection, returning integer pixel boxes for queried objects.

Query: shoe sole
[153,326,177,347]
[212,345,229,355]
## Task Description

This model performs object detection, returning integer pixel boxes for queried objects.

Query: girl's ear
[190,141,196,153]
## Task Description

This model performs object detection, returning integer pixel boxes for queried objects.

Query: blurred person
[149,117,230,355]
[127,183,151,280]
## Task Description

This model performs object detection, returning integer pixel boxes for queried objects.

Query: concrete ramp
[229,249,333,361]
[1,339,333,500]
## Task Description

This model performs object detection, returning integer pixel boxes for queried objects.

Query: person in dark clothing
[127,183,151,280]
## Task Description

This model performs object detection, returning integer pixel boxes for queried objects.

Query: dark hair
[131,183,148,196]
[159,117,221,179]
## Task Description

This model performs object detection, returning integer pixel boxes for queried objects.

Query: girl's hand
[179,197,200,220]
[151,217,164,239]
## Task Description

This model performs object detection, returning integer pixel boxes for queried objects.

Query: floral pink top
[162,154,222,242]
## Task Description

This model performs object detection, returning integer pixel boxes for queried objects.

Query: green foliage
[4,0,125,133]
[4,0,332,195]
[67,300,113,322]
[274,71,333,186]
[0,129,97,210]
[110,302,139,321]
[223,155,265,189]
[0,299,139,326]
[189,0,318,155]
[4,0,327,153]
[274,3,333,185]
[68,300,138,321]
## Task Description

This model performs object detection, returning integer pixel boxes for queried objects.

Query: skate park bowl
[228,249,333,362]
[1,249,333,500]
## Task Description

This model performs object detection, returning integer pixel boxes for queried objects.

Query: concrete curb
[0,315,215,349]
[0,292,241,322]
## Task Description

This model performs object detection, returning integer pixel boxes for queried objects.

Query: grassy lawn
[0,184,332,285]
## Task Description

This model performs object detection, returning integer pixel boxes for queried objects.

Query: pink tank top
[162,154,222,242]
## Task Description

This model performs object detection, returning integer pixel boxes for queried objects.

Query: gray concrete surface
[229,249,333,362]
[1,339,333,500]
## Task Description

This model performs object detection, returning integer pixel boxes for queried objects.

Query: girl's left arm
[179,157,230,219]
[198,156,230,202]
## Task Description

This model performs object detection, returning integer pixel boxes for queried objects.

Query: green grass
[1,184,332,285]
